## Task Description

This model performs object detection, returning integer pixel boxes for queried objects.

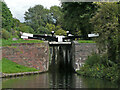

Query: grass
[77,40,96,43]
[2,39,43,46]
[1,58,39,73]
[1,39,95,46]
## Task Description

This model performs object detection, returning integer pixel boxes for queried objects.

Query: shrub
[19,25,34,33]
[77,53,120,83]
[11,30,20,38]
[85,53,101,66]
[2,28,11,40]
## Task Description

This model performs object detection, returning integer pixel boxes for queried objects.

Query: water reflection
[49,45,75,73]
[49,72,74,88]
[2,72,119,88]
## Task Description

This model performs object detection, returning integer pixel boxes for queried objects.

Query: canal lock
[49,42,75,73]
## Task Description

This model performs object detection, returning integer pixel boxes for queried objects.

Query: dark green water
[2,72,119,88]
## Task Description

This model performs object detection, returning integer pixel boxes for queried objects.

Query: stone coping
[1,71,47,78]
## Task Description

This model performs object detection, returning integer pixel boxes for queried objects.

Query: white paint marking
[22,33,33,37]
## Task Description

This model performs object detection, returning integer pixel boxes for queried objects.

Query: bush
[2,28,11,40]
[77,53,120,83]
[11,30,21,38]
[85,53,101,66]
[19,25,34,33]
[77,64,119,82]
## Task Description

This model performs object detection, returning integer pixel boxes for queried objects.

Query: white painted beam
[88,34,99,37]
[49,42,71,45]
[21,36,28,39]
[22,33,33,37]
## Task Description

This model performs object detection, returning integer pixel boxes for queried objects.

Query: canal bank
[1,71,47,78]
[1,41,120,88]
[1,41,99,78]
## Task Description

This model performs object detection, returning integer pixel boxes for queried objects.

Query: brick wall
[2,42,98,72]
[2,43,49,71]
[74,43,98,70]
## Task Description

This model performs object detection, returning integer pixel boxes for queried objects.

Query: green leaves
[55,29,66,35]
[62,2,97,38]
[24,5,64,34]
[2,28,11,40]
[19,24,34,33]
[50,6,63,25]
[2,1,13,31]
[24,5,50,32]
[91,2,120,63]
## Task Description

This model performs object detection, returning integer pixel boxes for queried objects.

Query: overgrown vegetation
[1,1,67,40]
[77,53,119,83]
[62,2,98,39]
[1,58,39,73]
[77,2,120,83]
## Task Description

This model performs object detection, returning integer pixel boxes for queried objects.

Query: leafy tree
[2,1,13,31]
[24,5,51,33]
[13,18,20,28]
[91,2,120,64]
[37,26,49,34]
[62,2,97,39]
[45,23,56,33]
[0,1,2,30]
[19,24,34,33]
[55,25,61,30]
[50,6,63,25]
[55,29,66,35]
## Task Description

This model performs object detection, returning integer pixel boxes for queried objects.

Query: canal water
[2,72,119,88]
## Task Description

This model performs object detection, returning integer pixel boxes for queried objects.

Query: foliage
[19,24,34,33]
[2,39,43,46]
[85,53,101,67]
[55,29,66,35]
[77,53,119,83]
[2,1,13,31]
[24,5,51,33]
[90,2,120,64]
[77,64,119,83]
[13,18,20,28]
[45,23,56,33]
[55,25,62,31]
[11,29,21,38]
[24,5,64,34]
[37,26,49,34]
[77,2,120,84]
[62,2,98,38]
[2,28,11,40]
[50,6,63,25]
[1,58,39,73]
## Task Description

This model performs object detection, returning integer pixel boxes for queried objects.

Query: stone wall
[74,43,98,71]
[2,42,98,72]
[2,42,49,71]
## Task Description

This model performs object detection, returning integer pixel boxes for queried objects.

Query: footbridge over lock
[21,31,98,72]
